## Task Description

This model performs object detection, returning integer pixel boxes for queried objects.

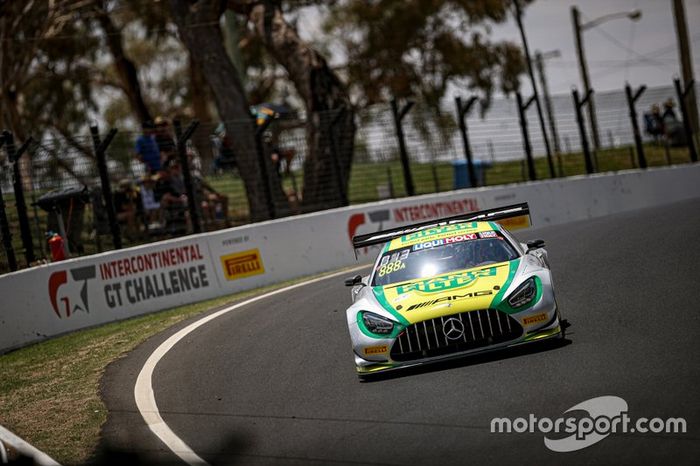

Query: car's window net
[372,232,519,287]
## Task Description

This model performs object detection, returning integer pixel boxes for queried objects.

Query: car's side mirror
[526,239,545,252]
[344,274,363,287]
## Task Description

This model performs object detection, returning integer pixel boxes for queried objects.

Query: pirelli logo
[221,249,265,281]
[364,345,388,355]
[523,313,547,326]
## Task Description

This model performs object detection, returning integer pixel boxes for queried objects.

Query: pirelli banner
[2,163,700,351]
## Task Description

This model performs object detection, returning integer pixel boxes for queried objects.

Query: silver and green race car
[345,203,565,379]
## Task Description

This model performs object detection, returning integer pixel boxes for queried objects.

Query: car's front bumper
[350,299,562,376]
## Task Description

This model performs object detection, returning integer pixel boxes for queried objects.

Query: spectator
[138,174,161,229]
[154,161,188,233]
[195,177,230,227]
[212,123,237,173]
[662,99,685,146]
[114,179,140,239]
[643,104,664,141]
[135,121,161,173]
[154,116,177,166]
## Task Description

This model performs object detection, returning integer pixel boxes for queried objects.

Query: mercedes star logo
[442,317,465,340]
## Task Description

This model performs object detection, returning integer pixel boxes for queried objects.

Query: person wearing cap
[135,121,161,173]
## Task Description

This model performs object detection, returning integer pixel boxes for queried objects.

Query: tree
[169,0,289,221]
[324,0,527,111]
[91,0,153,124]
[0,0,98,180]
[241,0,356,212]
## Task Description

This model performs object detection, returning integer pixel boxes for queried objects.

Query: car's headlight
[507,277,537,308]
[360,311,395,335]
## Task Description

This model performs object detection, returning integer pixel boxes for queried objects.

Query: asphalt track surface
[100,199,700,466]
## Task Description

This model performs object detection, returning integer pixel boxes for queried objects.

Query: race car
[345,203,564,379]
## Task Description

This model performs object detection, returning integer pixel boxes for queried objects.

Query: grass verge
[0,267,364,465]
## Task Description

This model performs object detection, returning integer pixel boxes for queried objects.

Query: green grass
[0,268,360,465]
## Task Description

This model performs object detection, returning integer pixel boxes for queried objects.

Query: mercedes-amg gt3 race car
[345,203,564,379]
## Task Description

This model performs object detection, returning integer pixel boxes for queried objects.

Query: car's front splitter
[354,319,563,376]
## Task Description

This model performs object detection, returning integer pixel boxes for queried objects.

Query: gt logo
[47,265,97,319]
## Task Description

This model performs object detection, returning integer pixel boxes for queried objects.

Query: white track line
[134,264,371,465]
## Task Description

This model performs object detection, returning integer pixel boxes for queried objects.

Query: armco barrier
[1,164,699,351]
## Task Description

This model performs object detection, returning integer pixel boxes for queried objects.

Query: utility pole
[514,0,556,178]
[672,0,699,139]
[535,50,562,154]
[571,6,601,151]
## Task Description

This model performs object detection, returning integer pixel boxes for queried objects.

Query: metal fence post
[253,118,276,219]
[89,125,121,249]
[0,135,17,271]
[3,131,35,265]
[173,119,202,233]
[455,96,479,187]
[674,78,698,163]
[625,83,647,169]
[329,107,349,206]
[516,91,537,181]
[390,98,415,196]
[572,88,595,174]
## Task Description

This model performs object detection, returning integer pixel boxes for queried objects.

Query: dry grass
[0,268,356,465]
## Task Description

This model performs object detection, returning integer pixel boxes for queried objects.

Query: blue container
[453,159,491,189]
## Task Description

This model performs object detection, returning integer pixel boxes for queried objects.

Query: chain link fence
[1,83,698,274]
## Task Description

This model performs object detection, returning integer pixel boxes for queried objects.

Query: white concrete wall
[1,163,698,351]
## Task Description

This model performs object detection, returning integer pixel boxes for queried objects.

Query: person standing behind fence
[135,121,161,174]
[662,99,685,146]
[155,116,177,166]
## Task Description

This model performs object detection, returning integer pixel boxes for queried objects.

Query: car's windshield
[372,232,519,287]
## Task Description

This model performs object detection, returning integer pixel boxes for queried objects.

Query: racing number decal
[378,260,406,277]
[378,250,409,277]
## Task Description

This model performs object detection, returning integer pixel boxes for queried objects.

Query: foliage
[324,0,529,110]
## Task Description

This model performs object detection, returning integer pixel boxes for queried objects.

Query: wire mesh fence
[0,83,697,274]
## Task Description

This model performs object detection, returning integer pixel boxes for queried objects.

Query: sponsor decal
[48,265,97,318]
[478,230,498,238]
[101,244,209,308]
[222,235,250,247]
[523,313,547,325]
[393,199,478,223]
[406,289,494,311]
[496,215,530,231]
[379,249,409,266]
[411,233,478,251]
[401,222,479,244]
[47,243,211,317]
[395,267,498,294]
[364,345,388,355]
[221,249,265,281]
[347,198,478,246]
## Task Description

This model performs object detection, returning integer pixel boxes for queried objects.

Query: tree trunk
[93,2,153,124]
[170,0,287,221]
[188,54,215,175]
[249,1,355,212]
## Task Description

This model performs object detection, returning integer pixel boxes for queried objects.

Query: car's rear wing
[352,202,531,250]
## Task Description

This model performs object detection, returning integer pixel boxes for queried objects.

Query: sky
[298,0,700,98]
[490,0,700,95]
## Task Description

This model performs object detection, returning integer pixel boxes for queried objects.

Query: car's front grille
[390,309,523,362]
